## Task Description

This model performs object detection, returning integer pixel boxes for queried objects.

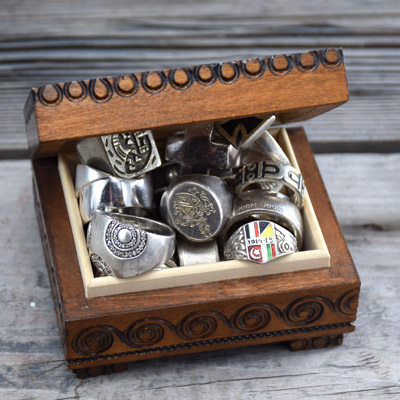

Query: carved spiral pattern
[230,304,271,332]
[335,290,359,316]
[268,54,294,76]
[194,64,218,86]
[64,81,87,102]
[321,48,344,69]
[284,297,328,326]
[241,58,266,78]
[294,51,320,72]
[124,319,165,347]
[177,311,218,340]
[37,84,63,106]
[89,78,113,103]
[113,74,139,97]
[72,326,114,356]
[141,71,168,93]
[168,68,194,90]
[35,49,344,106]
[218,62,240,84]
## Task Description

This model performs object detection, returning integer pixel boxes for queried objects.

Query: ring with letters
[235,160,305,209]
[224,220,297,264]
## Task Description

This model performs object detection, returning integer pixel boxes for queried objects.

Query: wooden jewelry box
[24,48,360,377]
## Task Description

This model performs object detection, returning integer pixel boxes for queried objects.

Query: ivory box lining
[58,127,330,298]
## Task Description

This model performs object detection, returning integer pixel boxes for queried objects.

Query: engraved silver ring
[235,160,305,209]
[160,174,233,242]
[75,164,154,224]
[224,220,297,264]
[87,210,176,278]
[221,190,303,249]
[177,239,220,266]
[76,130,162,179]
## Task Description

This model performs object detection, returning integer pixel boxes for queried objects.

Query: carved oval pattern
[294,51,320,72]
[335,290,359,316]
[64,81,87,102]
[230,304,271,333]
[321,48,343,69]
[177,311,218,340]
[124,319,165,347]
[194,64,217,86]
[218,62,240,84]
[113,74,139,97]
[72,326,114,356]
[284,297,327,326]
[141,71,168,94]
[37,84,63,106]
[267,54,294,76]
[168,68,194,90]
[89,78,113,103]
[241,58,266,79]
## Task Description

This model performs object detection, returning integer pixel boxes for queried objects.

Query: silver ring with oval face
[87,210,176,278]
[160,174,233,242]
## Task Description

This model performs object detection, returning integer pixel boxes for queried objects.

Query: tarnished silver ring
[75,165,154,224]
[177,239,220,266]
[88,210,176,278]
[235,161,305,209]
[76,130,162,179]
[221,190,303,249]
[224,220,297,264]
[160,174,233,242]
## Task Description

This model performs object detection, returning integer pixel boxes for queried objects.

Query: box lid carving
[24,48,348,156]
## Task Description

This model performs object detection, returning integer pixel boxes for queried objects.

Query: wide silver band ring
[76,165,154,224]
[221,190,303,249]
[160,174,233,242]
[235,161,305,209]
[177,239,220,266]
[76,130,161,179]
[88,210,176,278]
[224,220,297,264]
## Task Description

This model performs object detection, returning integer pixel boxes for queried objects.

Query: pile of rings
[75,116,305,278]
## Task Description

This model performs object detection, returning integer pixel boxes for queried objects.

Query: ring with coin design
[160,174,233,242]
[220,190,303,249]
[235,160,305,209]
[87,210,176,278]
[224,220,297,264]
[75,164,154,224]
[76,130,161,179]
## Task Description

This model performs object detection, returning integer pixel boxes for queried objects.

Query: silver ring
[76,169,154,224]
[160,174,233,242]
[235,161,305,209]
[221,190,303,249]
[165,124,241,173]
[241,115,291,167]
[76,130,162,179]
[224,220,297,264]
[177,239,220,266]
[75,164,109,195]
[88,210,176,278]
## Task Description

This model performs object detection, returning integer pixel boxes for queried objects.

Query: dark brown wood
[25,48,348,156]
[31,127,360,374]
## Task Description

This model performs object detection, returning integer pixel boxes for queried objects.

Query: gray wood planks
[1,1,400,155]
[0,154,399,398]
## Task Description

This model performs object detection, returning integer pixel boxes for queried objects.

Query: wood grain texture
[1,153,399,398]
[1,0,400,155]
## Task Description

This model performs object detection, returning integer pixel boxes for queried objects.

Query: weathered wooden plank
[0,154,398,398]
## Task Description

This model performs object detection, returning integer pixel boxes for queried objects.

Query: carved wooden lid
[24,48,348,156]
